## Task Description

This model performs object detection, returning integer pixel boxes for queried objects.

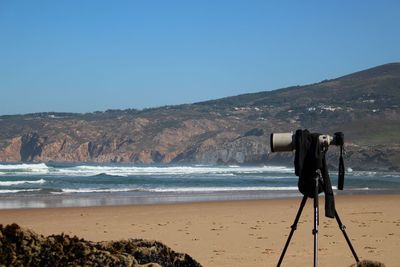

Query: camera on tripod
[269,129,359,267]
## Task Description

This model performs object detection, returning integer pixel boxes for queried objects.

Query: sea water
[0,163,399,209]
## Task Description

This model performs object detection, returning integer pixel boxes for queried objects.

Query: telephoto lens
[270,132,335,152]
[270,133,294,152]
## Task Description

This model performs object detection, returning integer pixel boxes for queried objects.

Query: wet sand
[1,194,399,266]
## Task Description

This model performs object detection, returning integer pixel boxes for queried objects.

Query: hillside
[0,63,399,171]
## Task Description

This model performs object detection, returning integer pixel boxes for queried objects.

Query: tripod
[276,171,359,267]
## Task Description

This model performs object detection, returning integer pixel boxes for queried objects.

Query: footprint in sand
[212,249,225,255]
[365,247,377,253]
[262,248,274,254]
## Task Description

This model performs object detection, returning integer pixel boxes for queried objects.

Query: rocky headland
[0,63,399,171]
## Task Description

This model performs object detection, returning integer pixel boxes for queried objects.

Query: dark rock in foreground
[0,223,202,267]
[350,260,386,267]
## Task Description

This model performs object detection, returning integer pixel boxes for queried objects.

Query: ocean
[0,163,399,209]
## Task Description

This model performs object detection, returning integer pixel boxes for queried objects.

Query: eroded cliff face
[0,137,21,162]
[0,116,270,165]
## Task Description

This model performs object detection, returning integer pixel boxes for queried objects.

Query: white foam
[149,186,299,192]
[54,165,294,177]
[351,187,370,190]
[0,179,46,186]
[0,163,50,175]
[0,163,49,171]
[0,189,41,194]
[351,171,378,177]
[58,188,134,194]
[55,186,299,194]
[0,164,294,177]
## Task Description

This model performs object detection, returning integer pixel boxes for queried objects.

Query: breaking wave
[56,188,134,194]
[0,189,42,194]
[55,165,294,177]
[147,186,300,192]
[54,186,300,194]
[0,179,46,186]
[0,163,49,171]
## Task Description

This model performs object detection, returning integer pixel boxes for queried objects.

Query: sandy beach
[1,194,399,266]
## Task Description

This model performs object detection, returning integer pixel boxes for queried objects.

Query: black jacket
[294,129,335,218]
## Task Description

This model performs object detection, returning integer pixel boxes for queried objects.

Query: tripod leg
[277,195,308,267]
[335,210,360,262]
[313,175,320,267]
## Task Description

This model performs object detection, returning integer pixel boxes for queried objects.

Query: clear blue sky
[1,0,399,115]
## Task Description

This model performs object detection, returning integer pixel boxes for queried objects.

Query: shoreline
[0,189,400,210]
[1,188,399,210]
[1,194,399,266]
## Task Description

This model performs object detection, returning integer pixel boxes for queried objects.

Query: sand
[0,194,399,266]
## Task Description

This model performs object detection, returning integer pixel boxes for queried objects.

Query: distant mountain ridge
[0,63,399,171]
[201,62,400,107]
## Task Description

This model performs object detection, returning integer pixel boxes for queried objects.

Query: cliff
[0,63,399,171]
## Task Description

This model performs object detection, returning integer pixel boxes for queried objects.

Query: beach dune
[0,195,399,266]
